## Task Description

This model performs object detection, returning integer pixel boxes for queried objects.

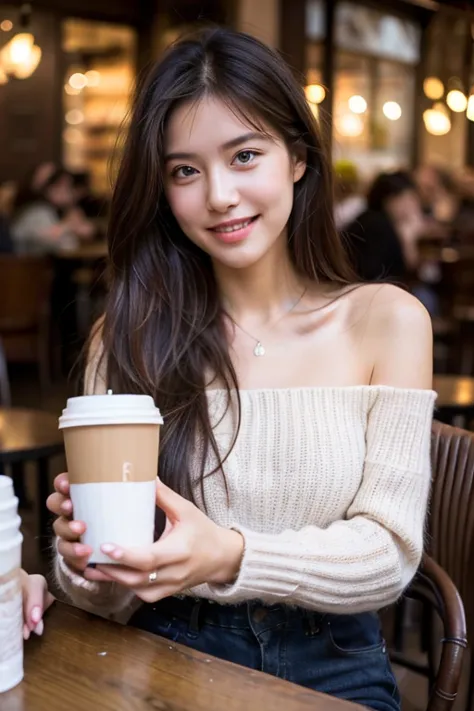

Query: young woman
[22,28,435,710]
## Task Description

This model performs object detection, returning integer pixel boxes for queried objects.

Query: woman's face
[164,96,305,270]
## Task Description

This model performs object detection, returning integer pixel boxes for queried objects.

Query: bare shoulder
[344,283,433,388]
[348,283,432,335]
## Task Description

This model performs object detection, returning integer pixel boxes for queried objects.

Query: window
[62,19,137,197]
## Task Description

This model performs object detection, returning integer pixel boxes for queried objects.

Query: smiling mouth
[209,216,259,233]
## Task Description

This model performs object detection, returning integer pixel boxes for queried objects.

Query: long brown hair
[94,27,354,504]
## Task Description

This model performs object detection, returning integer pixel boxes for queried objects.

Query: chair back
[0,254,52,331]
[429,420,474,638]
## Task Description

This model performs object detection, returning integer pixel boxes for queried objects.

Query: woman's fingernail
[61,500,72,513]
[70,521,83,534]
[101,543,115,554]
[73,543,89,556]
[34,620,44,636]
[31,606,42,624]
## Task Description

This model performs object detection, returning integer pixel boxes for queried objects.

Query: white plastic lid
[58,393,164,429]
[0,476,14,503]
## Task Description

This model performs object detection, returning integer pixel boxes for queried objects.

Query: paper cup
[59,393,163,564]
[0,476,23,694]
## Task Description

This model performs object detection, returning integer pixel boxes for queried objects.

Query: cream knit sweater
[54,385,436,621]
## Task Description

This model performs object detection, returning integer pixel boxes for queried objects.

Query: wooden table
[0,408,63,547]
[54,241,108,261]
[2,603,361,711]
[433,375,474,426]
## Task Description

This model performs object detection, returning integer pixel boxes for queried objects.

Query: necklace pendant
[253,341,265,357]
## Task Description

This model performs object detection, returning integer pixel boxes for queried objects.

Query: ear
[292,150,306,184]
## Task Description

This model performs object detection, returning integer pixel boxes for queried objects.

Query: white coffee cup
[0,476,23,694]
[59,392,163,564]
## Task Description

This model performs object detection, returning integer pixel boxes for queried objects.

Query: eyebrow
[164,131,266,163]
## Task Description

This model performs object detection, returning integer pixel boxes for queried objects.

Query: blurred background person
[344,170,425,284]
[333,159,367,231]
[414,164,459,224]
[70,170,105,220]
[10,166,96,254]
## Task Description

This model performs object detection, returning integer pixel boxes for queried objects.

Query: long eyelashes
[170,149,262,180]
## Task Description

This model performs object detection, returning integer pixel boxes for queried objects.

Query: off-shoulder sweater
[54,385,436,622]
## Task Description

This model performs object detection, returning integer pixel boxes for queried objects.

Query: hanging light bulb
[348,95,367,114]
[446,89,468,113]
[305,84,326,105]
[423,77,444,100]
[423,102,451,136]
[335,113,364,137]
[383,101,402,121]
[467,95,474,122]
[0,4,42,80]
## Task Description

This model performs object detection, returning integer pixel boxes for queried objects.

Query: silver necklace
[226,288,307,357]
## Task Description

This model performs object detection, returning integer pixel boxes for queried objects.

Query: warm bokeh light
[336,113,364,137]
[446,89,468,113]
[11,44,41,79]
[0,64,8,84]
[0,33,42,79]
[85,70,101,87]
[65,109,84,125]
[0,20,13,32]
[63,127,83,144]
[69,72,87,90]
[423,103,451,136]
[383,101,402,121]
[64,83,80,95]
[423,77,444,100]
[348,95,367,114]
[467,95,474,122]
[305,83,326,105]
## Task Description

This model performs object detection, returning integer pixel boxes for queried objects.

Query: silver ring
[148,571,158,585]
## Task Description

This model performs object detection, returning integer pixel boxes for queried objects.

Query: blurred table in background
[0,408,63,552]
[54,240,108,262]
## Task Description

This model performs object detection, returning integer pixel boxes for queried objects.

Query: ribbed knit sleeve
[201,387,436,613]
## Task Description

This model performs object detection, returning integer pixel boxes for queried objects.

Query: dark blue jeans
[129,597,400,711]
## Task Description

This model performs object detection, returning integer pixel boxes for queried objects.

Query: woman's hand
[20,570,55,640]
[83,479,244,603]
[47,473,93,573]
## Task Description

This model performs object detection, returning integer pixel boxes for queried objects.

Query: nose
[206,167,239,213]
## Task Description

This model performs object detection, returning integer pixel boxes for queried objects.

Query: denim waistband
[152,595,334,635]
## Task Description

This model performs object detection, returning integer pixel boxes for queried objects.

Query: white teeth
[215,218,252,233]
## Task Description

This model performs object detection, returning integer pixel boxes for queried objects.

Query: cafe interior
[2,0,474,708]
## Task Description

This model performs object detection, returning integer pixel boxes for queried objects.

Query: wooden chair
[0,254,53,395]
[391,421,474,710]
[391,554,467,711]
[430,421,474,708]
